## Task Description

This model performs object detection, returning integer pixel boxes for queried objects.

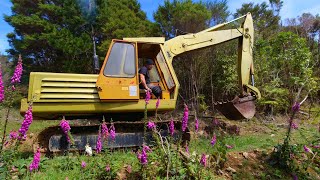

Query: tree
[234,2,281,39]
[96,0,159,55]
[4,0,158,74]
[5,0,94,73]
[206,0,230,26]
[255,32,318,114]
[154,0,210,39]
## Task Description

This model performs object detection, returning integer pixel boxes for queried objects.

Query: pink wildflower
[18,105,33,139]
[145,90,151,104]
[291,122,298,129]
[96,130,102,153]
[156,98,160,108]
[226,144,233,149]
[147,121,156,130]
[101,122,109,139]
[105,164,110,172]
[213,118,220,126]
[182,104,189,132]
[292,174,298,180]
[137,145,151,165]
[169,118,174,136]
[29,148,41,172]
[303,145,312,153]
[126,165,132,174]
[60,119,71,143]
[81,161,86,168]
[211,134,216,146]
[186,144,189,154]
[11,55,23,85]
[200,154,206,167]
[0,64,4,102]
[312,145,320,149]
[195,118,199,132]
[110,123,116,141]
[9,131,18,140]
[292,102,300,112]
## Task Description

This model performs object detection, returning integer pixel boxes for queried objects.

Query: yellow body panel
[23,72,176,118]
[21,98,176,119]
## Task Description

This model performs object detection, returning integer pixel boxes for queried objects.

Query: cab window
[104,42,136,77]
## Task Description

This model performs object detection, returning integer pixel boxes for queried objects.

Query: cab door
[96,40,139,101]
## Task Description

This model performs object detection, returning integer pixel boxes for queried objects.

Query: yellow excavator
[20,13,261,152]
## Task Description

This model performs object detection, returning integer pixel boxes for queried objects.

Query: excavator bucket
[214,95,256,120]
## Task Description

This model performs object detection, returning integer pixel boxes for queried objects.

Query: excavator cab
[96,39,175,103]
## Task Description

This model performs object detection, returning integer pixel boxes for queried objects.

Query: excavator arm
[163,13,261,119]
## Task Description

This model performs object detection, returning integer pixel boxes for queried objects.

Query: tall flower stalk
[29,148,41,172]
[60,118,74,144]
[0,63,4,103]
[109,123,116,141]
[18,105,33,140]
[195,118,199,133]
[0,56,23,152]
[169,118,174,136]
[137,145,152,165]
[10,55,23,90]
[101,122,109,139]
[200,153,207,167]
[143,91,150,144]
[96,129,102,153]
[182,104,189,132]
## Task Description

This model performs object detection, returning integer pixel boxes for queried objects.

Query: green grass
[8,149,139,180]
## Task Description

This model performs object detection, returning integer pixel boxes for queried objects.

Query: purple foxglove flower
[312,145,320,149]
[29,148,41,172]
[292,174,298,180]
[9,131,18,140]
[60,119,71,143]
[292,102,300,112]
[143,145,152,152]
[211,134,216,146]
[11,55,23,85]
[105,164,110,172]
[18,106,33,139]
[147,121,156,130]
[169,119,174,136]
[195,118,199,132]
[81,161,86,168]
[303,145,311,153]
[182,104,189,132]
[200,154,206,167]
[126,165,132,174]
[96,131,102,153]
[226,144,233,149]
[110,123,116,141]
[101,122,109,139]
[137,145,151,165]
[145,90,151,104]
[213,118,220,126]
[0,65,4,102]
[186,144,189,154]
[156,98,160,108]
[291,122,298,129]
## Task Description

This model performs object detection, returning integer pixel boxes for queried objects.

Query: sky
[0,0,319,55]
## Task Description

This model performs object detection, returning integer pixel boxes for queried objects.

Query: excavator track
[37,119,189,153]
